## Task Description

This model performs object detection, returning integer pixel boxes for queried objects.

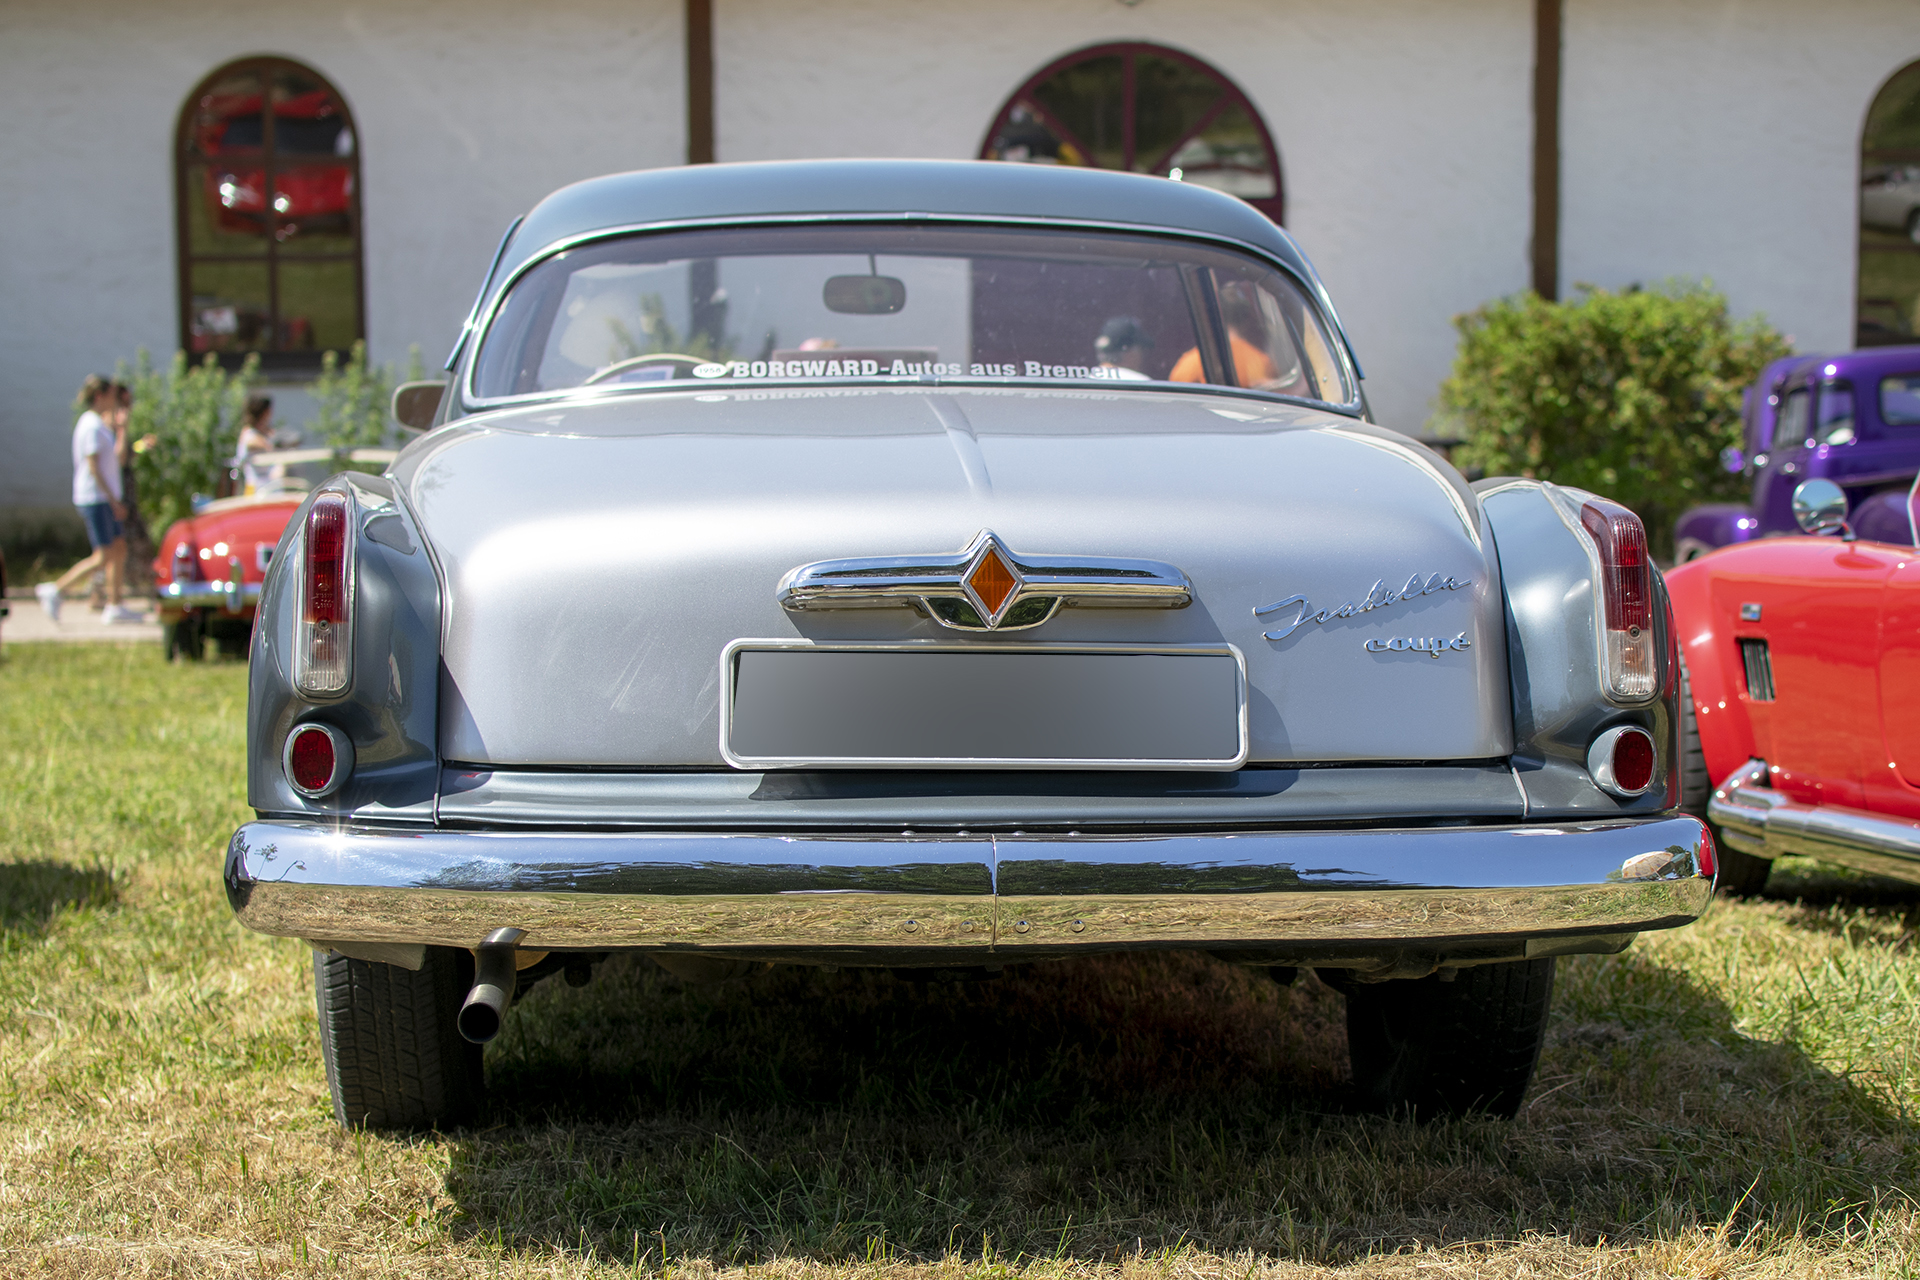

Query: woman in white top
[36,375,138,622]
[234,396,279,494]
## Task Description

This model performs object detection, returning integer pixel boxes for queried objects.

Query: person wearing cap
[1094,316,1153,380]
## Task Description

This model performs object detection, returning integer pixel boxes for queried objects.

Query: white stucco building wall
[1561,0,1920,349]
[0,0,684,509]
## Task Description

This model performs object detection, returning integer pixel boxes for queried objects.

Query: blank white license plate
[722,643,1247,769]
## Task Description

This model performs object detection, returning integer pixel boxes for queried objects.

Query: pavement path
[2,590,163,644]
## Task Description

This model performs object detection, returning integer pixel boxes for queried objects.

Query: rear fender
[1663,557,1753,786]
[246,473,442,820]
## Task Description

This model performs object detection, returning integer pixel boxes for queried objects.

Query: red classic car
[152,449,395,660]
[1667,475,1920,893]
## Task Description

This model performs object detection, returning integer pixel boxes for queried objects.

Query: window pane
[1779,388,1811,446]
[278,259,359,351]
[1859,62,1920,344]
[1816,381,1856,445]
[475,224,1349,408]
[1028,54,1124,168]
[188,262,273,354]
[1883,375,1920,425]
[185,67,264,162]
[270,167,356,252]
[183,162,268,256]
[1131,54,1228,172]
[1164,101,1277,199]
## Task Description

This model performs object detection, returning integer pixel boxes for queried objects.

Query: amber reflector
[967,547,1018,616]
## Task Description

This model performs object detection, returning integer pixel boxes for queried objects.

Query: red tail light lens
[1587,725,1657,796]
[283,722,353,797]
[295,490,353,696]
[1580,499,1657,698]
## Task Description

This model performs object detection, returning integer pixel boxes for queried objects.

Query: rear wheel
[1343,958,1555,1118]
[1678,657,1771,895]
[163,611,204,661]
[314,947,485,1131]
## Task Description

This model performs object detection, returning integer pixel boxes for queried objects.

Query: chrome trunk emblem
[778,530,1191,632]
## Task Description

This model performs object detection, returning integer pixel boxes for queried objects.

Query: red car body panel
[152,495,303,623]
[1668,532,1920,823]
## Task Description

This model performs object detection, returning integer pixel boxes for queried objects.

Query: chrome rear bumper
[226,815,1713,967]
[1709,759,1920,883]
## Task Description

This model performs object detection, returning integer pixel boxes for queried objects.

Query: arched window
[175,56,364,372]
[981,43,1283,224]
[1860,60,1920,346]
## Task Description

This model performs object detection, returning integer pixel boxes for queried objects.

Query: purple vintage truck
[1674,345,1920,561]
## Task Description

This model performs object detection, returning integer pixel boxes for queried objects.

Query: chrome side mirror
[392,381,447,433]
[1792,478,1854,540]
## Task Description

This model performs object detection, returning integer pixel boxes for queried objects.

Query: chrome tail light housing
[294,488,355,697]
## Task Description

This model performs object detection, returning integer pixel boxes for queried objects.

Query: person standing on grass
[36,375,140,624]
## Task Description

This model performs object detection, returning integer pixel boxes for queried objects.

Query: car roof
[502,159,1316,279]
[1785,345,1920,384]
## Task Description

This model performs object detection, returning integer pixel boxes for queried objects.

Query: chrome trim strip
[717,638,1250,771]
[456,212,1364,416]
[778,529,1191,631]
[226,815,1711,953]
[444,214,525,372]
[1708,759,1920,881]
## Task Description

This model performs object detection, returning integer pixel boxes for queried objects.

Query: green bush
[306,340,424,454]
[122,351,260,538]
[1438,282,1791,554]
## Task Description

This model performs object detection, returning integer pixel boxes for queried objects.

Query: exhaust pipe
[458,927,526,1044]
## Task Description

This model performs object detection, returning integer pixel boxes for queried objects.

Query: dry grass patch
[2,644,1918,1276]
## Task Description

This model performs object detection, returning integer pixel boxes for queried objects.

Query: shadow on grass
[1761,856,1920,942]
[442,947,1920,1266]
[0,859,116,934]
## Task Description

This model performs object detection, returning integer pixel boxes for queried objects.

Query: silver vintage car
[225,159,1713,1130]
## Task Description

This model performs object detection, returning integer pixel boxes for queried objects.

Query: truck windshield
[470,224,1352,407]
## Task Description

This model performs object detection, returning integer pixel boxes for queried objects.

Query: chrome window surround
[718,638,1249,771]
[777,528,1191,632]
[455,212,1366,417]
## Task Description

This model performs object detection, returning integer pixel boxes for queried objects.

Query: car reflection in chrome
[1254,572,1473,642]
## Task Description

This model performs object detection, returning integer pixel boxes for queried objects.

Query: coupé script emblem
[779,530,1192,633]
[1367,633,1472,658]
[1254,573,1472,642]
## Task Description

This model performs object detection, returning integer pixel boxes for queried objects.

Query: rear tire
[1343,958,1555,1119]
[314,947,485,1131]
[163,611,204,661]
[1678,657,1771,896]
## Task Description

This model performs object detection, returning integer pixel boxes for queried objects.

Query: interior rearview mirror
[392,381,447,432]
[823,275,906,315]
[1791,478,1852,539]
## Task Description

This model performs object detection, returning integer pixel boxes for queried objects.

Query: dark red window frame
[979,42,1285,225]
[173,55,366,374]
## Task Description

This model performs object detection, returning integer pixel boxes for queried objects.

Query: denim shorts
[77,501,122,549]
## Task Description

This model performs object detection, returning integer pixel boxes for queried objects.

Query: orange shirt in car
[1168,331,1278,388]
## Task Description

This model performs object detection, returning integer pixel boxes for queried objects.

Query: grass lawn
[2,642,1918,1277]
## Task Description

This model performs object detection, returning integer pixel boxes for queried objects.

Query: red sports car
[1667,475,1920,892]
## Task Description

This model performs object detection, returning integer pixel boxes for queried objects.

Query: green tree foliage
[1440,282,1792,554]
[122,351,260,538]
[307,340,424,453]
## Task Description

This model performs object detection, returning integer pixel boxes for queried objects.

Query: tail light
[1580,498,1657,699]
[295,490,354,696]
[171,540,198,584]
[283,722,353,797]
[1588,724,1657,796]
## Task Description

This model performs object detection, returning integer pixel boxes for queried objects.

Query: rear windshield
[470,224,1353,406]
[1883,374,1920,426]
